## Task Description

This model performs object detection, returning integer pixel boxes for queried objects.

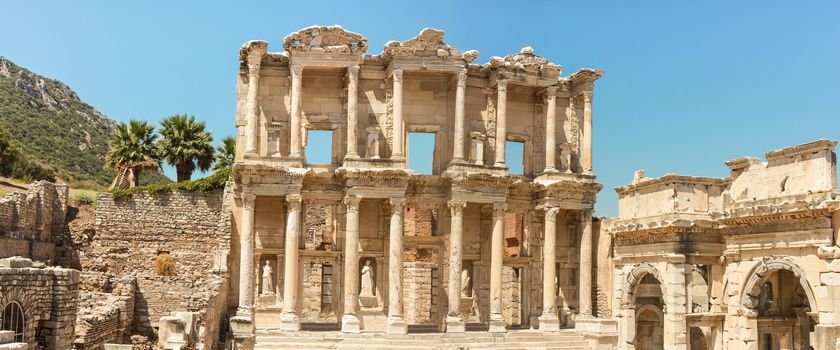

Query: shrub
[110,168,230,200]
[154,253,177,276]
[71,193,96,207]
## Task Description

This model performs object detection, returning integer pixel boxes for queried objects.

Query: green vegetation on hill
[0,56,169,188]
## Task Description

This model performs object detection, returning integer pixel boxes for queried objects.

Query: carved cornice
[485,47,561,76]
[764,139,837,162]
[614,174,729,196]
[539,180,602,205]
[234,163,308,185]
[567,68,604,85]
[283,25,368,54]
[382,28,477,63]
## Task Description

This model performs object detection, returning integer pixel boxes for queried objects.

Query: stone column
[346,65,360,159]
[447,199,467,332]
[290,64,303,158]
[543,86,559,173]
[281,194,302,331]
[539,206,560,332]
[236,193,256,318]
[392,69,405,158]
[578,209,593,317]
[489,202,507,332]
[387,198,407,334]
[494,79,508,167]
[341,195,362,333]
[452,69,468,163]
[581,92,593,173]
[244,47,265,155]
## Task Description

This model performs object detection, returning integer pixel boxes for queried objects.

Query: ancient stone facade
[229,25,602,348]
[603,139,840,350]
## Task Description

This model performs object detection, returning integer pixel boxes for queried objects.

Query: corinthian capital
[344,195,361,213]
[456,69,468,88]
[448,200,467,217]
[393,68,403,83]
[580,91,593,104]
[389,198,406,215]
[497,79,508,93]
[347,65,360,80]
[291,64,303,78]
[286,194,302,210]
[492,202,507,218]
[241,192,256,208]
[544,206,560,223]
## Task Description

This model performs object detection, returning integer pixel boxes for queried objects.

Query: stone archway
[740,257,817,349]
[620,263,667,350]
[0,289,37,345]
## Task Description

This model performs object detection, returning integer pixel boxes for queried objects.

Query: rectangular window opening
[408,132,436,175]
[506,140,525,175]
[306,130,334,165]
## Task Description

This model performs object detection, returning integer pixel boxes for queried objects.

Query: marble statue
[460,268,471,297]
[360,259,374,297]
[261,260,273,295]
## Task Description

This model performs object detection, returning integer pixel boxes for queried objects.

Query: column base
[341,314,361,333]
[229,315,254,336]
[386,315,407,335]
[280,312,301,332]
[488,315,507,333]
[538,314,560,332]
[446,316,465,333]
[232,334,255,350]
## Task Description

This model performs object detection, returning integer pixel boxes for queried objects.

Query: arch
[621,263,666,308]
[0,288,37,344]
[0,301,25,342]
[740,257,818,313]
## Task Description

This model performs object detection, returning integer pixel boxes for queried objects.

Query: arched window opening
[1,302,25,342]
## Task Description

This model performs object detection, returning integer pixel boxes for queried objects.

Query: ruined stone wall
[73,272,136,350]
[403,262,433,324]
[90,187,231,346]
[0,181,68,262]
[0,257,79,349]
[501,266,521,326]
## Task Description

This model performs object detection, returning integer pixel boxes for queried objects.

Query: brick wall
[403,262,433,324]
[73,272,136,350]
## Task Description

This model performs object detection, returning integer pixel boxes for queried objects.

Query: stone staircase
[254,329,592,350]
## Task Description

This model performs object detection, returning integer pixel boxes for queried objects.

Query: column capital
[286,194,302,209]
[242,193,256,207]
[491,202,507,218]
[389,198,406,214]
[544,206,560,222]
[580,91,593,104]
[497,79,508,92]
[448,200,467,216]
[393,68,403,82]
[347,65,360,77]
[546,85,559,96]
[247,61,261,76]
[291,63,304,77]
[580,208,594,221]
[344,195,361,212]
[456,69,468,88]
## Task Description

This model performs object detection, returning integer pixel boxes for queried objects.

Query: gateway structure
[228,25,603,348]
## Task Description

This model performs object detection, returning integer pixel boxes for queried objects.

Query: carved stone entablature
[764,139,837,162]
[406,175,450,193]
[234,163,308,186]
[614,174,729,196]
[721,195,839,225]
[536,179,602,208]
[282,25,368,54]
[484,47,563,88]
[302,172,344,193]
[335,167,411,189]
[382,28,476,63]
[611,226,726,247]
[239,40,269,72]
[567,68,604,96]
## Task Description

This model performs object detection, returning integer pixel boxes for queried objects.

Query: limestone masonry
[0,24,838,350]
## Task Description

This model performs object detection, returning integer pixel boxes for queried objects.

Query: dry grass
[154,253,177,276]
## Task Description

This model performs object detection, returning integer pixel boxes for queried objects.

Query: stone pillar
[244,46,265,155]
[543,86,559,173]
[539,206,560,332]
[346,65,360,159]
[581,92,593,173]
[494,79,508,167]
[489,202,507,332]
[387,198,407,334]
[392,69,405,158]
[452,69,467,163]
[663,263,689,349]
[447,200,467,332]
[342,195,362,333]
[281,194,302,331]
[290,64,303,158]
[238,194,256,316]
[578,209,593,317]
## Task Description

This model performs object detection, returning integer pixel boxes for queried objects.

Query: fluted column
[446,200,467,332]
[290,64,303,158]
[494,79,508,167]
[387,198,407,334]
[579,209,593,317]
[341,195,362,333]
[452,69,468,163]
[543,86,559,172]
[237,193,256,317]
[346,66,360,159]
[392,69,405,158]
[489,202,507,332]
[244,44,266,155]
[581,92,593,173]
[539,206,560,332]
[281,194,302,331]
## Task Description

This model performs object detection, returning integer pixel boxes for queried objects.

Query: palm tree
[212,136,236,171]
[158,114,215,182]
[106,119,160,188]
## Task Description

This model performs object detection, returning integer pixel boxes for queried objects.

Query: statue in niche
[360,259,375,297]
[261,260,274,295]
[460,268,471,297]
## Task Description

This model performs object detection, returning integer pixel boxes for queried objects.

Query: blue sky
[2,1,838,216]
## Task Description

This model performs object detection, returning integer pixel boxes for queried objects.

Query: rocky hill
[0,56,167,188]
